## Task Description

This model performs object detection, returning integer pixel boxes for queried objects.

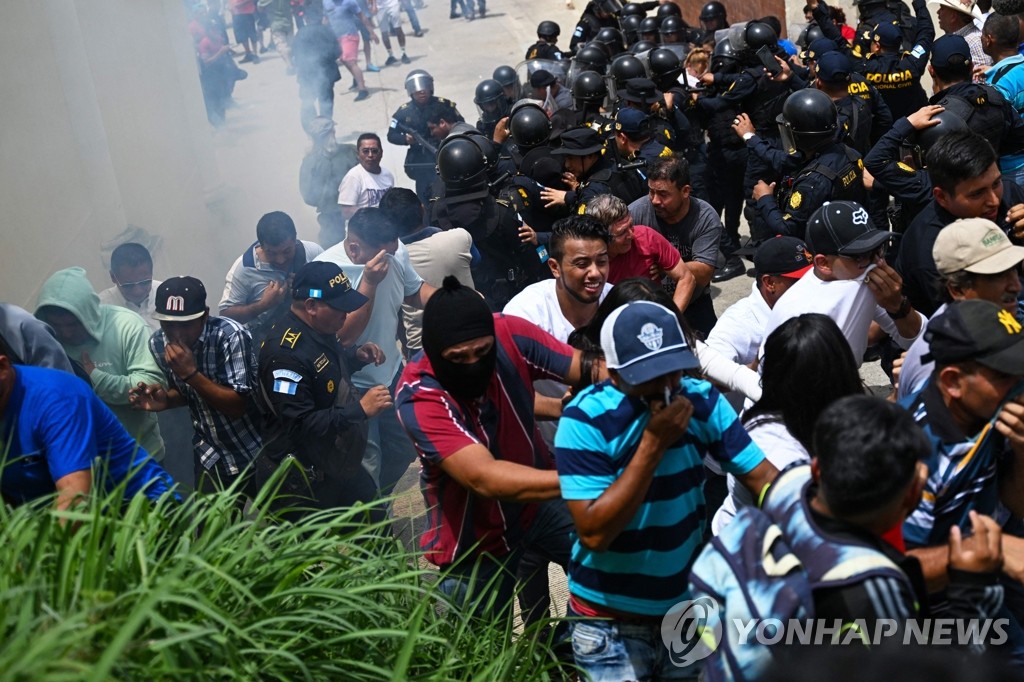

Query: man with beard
[395,276,601,623]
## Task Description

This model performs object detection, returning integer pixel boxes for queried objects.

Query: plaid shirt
[150,316,262,474]
[954,24,992,69]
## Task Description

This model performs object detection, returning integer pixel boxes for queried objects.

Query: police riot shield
[515,59,571,115]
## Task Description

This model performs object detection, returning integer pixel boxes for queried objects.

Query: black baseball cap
[754,236,813,279]
[530,69,557,88]
[292,261,368,313]
[153,276,208,322]
[805,201,890,256]
[551,127,605,155]
[617,77,661,104]
[924,299,1024,375]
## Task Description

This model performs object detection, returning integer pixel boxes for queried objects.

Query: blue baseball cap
[873,22,902,48]
[800,37,838,61]
[816,51,853,83]
[600,301,699,385]
[616,107,651,135]
[931,34,972,68]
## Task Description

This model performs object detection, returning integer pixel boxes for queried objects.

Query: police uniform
[854,0,934,121]
[837,74,894,154]
[754,142,866,240]
[930,81,1024,159]
[525,41,564,61]
[255,265,378,516]
[387,96,464,203]
[569,2,619,54]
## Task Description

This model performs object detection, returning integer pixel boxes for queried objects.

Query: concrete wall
[0,0,228,309]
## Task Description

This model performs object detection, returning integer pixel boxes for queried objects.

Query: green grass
[0,468,575,681]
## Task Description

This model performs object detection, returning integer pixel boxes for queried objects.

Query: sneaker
[449,11,460,18]
[366,63,381,72]
[355,90,370,101]
[240,53,254,63]
[385,55,399,66]
[401,53,411,64]
[252,54,261,64]
[465,10,475,20]
[413,29,424,37]
[478,7,486,17]
[259,44,269,54]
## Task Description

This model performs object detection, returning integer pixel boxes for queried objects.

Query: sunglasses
[115,278,153,289]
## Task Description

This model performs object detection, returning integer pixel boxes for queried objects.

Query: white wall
[0,0,229,309]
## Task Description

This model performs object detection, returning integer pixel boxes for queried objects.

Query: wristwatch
[742,132,755,142]
[887,296,912,320]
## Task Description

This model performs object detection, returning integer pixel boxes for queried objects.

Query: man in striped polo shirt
[555,301,777,681]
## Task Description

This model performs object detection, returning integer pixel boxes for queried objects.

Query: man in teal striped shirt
[555,301,777,681]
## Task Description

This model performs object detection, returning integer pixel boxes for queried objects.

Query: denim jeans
[568,606,702,681]
[437,498,573,622]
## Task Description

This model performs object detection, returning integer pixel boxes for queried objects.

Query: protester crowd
[6,0,1024,678]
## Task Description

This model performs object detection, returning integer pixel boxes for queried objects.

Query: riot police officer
[431,135,544,310]
[527,20,565,60]
[543,127,636,211]
[856,2,934,120]
[648,48,710,201]
[551,70,614,136]
[700,38,749,281]
[569,0,622,55]
[610,108,668,202]
[387,70,464,204]
[255,262,389,519]
[699,1,729,33]
[752,89,867,241]
[474,79,510,140]
[493,65,520,104]
[815,51,893,156]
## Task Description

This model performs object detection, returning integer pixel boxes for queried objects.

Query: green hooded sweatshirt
[36,268,165,460]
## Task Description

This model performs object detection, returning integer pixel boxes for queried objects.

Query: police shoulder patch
[314,353,330,373]
[790,191,802,209]
[578,203,587,215]
[281,328,301,348]
[272,379,298,396]
[897,161,916,174]
[273,369,303,382]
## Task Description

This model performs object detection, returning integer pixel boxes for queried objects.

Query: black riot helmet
[474,78,505,106]
[492,64,520,101]
[596,0,624,14]
[610,54,648,90]
[745,21,779,51]
[699,1,727,30]
[493,65,517,89]
[474,78,510,123]
[777,89,838,155]
[595,27,627,55]
[798,23,825,48]
[537,20,560,39]
[656,2,682,19]
[621,2,646,18]
[436,135,489,194]
[907,109,969,167]
[405,69,434,97]
[648,47,683,89]
[572,70,609,106]
[620,15,642,43]
[575,44,610,74]
[711,37,738,73]
[631,39,658,54]
[659,16,686,41]
[509,103,552,150]
[639,16,660,39]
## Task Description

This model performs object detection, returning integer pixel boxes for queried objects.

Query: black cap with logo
[153,276,208,322]
[924,299,1024,375]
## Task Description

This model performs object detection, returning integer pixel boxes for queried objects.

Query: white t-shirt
[712,415,809,535]
[98,280,163,331]
[503,279,612,343]
[705,281,771,365]
[897,302,947,400]
[316,240,423,389]
[338,164,395,210]
[760,269,924,366]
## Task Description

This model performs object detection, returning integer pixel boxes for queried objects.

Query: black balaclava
[422,276,497,401]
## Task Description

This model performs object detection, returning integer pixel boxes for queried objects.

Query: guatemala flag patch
[273,379,298,395]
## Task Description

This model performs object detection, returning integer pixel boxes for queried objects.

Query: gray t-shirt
[628,195,722,299]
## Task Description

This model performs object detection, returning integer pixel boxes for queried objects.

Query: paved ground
[207,0,890,618]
